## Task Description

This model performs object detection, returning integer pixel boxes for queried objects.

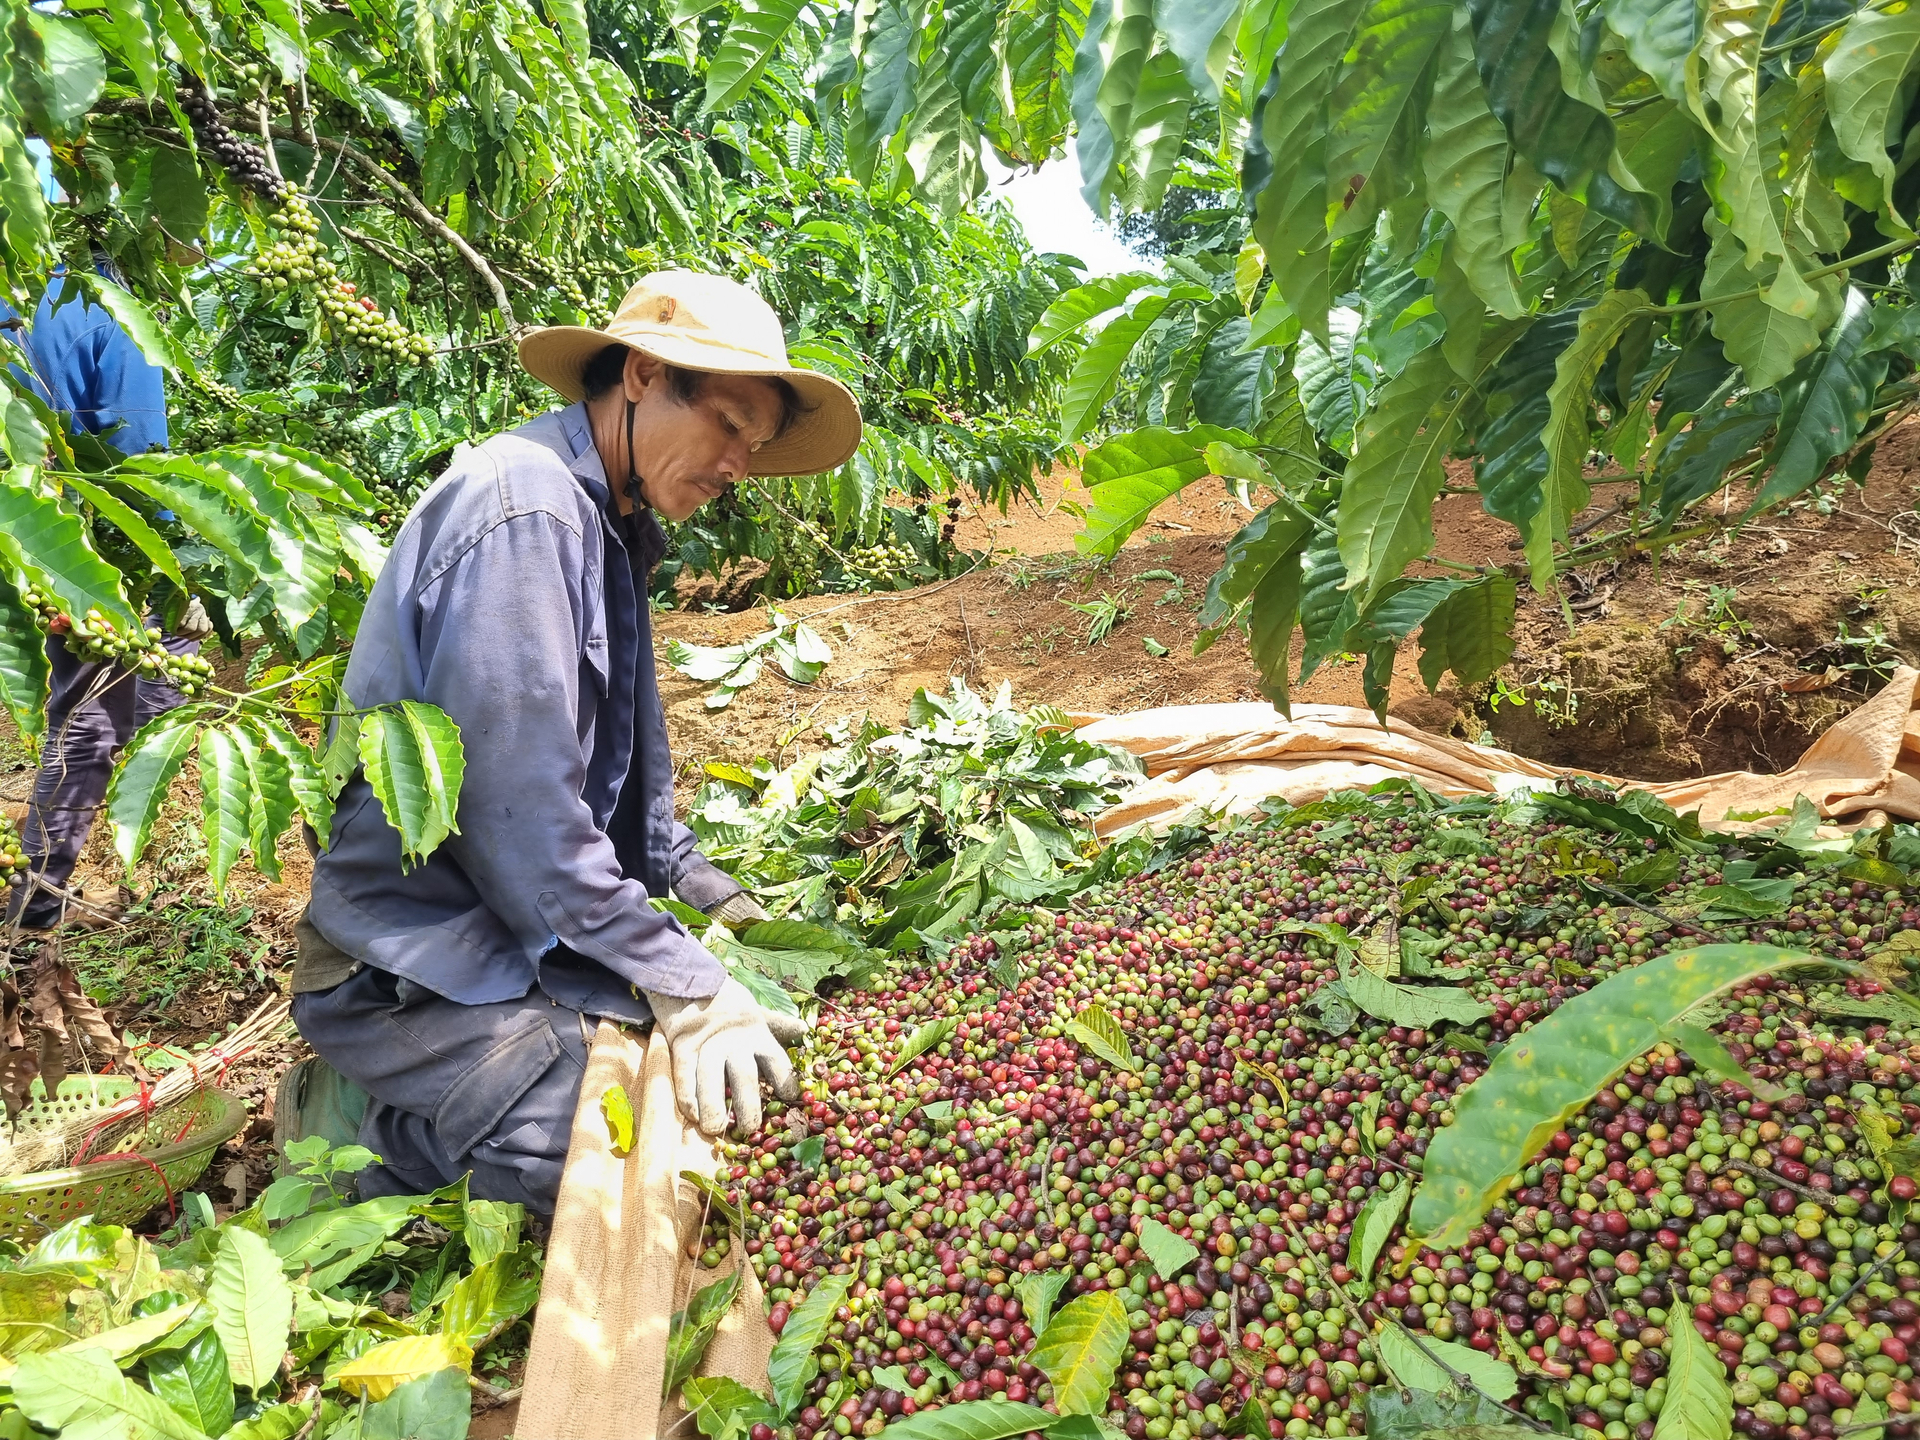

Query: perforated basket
[0,1075,246,1237]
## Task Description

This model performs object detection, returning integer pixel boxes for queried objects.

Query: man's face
[632,363,784,522]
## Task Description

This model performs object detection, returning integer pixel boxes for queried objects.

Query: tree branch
[102,97,523,333]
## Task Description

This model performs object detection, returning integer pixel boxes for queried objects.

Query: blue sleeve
[416,513,729,999]
[76,311,168,453]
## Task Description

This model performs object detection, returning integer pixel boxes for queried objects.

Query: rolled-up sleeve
[416,513,727,999]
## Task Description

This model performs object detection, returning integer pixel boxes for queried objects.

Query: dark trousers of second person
[8,633,200,929]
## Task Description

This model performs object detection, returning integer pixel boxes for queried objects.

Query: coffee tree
[0,0,1077,899]
[691,0,1920,713]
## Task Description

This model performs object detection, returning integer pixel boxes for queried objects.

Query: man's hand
[704,891,771,930]
[175,596,215,641]
[644,977,806,1135]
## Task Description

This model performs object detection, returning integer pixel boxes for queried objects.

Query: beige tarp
[1076,666,1920,836]
[520,1024,774,1440]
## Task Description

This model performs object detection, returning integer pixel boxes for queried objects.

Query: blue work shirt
[0,277,168,453]
[307,404,737,1022]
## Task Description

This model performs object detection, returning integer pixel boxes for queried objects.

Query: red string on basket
[80,1148,177,1217]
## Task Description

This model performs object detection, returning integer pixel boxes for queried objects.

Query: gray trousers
[10,633,199,928]
[291,965,591,1214]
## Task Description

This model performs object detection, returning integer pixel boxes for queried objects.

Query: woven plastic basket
[0,1075,246,1237]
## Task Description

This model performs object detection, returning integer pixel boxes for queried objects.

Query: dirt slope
[658,432,1920,790]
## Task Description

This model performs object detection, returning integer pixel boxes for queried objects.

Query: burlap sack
[1078,667,1920,836]
[519,1023,776,1440]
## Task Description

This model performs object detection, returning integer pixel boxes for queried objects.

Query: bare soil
[656,429,1920,791]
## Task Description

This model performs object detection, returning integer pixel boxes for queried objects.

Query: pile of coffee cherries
[711,797,1920,1440]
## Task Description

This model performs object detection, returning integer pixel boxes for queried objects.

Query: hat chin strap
[623,397,653,513]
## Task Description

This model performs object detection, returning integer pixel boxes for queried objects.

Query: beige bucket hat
[516,270,863,477]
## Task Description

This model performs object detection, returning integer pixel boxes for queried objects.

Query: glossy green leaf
[1604,0,1697,99]
[1415,575,1516,689]
[1824,6,1920,211]
[107,709,204,871]
[1247,526,1307,714]
[1325,0,1452,238]
[1667,1021,1785,1102]
[1154,0,1239,97]
[1059,291,1188,442]
[1136,1216,1199,1281]
[0,473,140,635]
[231,724,295,884]
[146,1327,234,1438]
[1335,346,1464,609]
[767,1272,854,1416]
[703,0,810,111]
[1197,502,1317,634]
[1423,14,1523,317]
[1701,216,1826,389]
[666,1271,741,1396]
[1027,1290,1129,1415]
[1119,49,1191,211]
[357,701,465,867]
[875,1400,1054,1440]
[1411,945,1823,1248]
[1653,1312,1733,1440]
[13,1346,206,1440]
[1250,0,1370,338]
[58,475,186,590]
[252,716,334,851]
[1375,1322,1518,1400]
[0,569,49,743]
[87,275,194,378]
[1076,425,1239,555]
[1295,531,1357,685]
[1004,0,1088,163]
[1651,391,1780,520]
[361,1367,471,1440]
[547,0,591,58]
[1352,1180,1410,1281]
[1342,951,1493,1028]
[889,1016,958,1075]
[1527,289,1651,590]
[1295,307,1370,449]
[210,1225,293,1392]
[10,11,107,134]
[684,1377,781,1439]
[1469,0,1647,231]
[1753,287,1888,511]
[1063,1002,1137,1071]
[1030,273,1159,354]
[105,0,162,96]
[1690,0,1814,302]
[198,726,251,897]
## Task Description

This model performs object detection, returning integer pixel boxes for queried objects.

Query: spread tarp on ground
[519,1024,771,1440]
[1075,666,1920,836]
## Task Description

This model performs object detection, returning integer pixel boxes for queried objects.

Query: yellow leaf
[333,1333,472,1401]
[602,1084,635,1157]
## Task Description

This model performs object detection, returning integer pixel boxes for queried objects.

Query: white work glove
[175,596,214,641]
[645,977,806,1136]
[704,891,771,930]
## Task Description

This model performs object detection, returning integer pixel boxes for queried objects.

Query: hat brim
[516,324,864,478]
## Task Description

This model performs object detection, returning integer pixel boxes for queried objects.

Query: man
[3,272,207,931]
[292,271,861,1212]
